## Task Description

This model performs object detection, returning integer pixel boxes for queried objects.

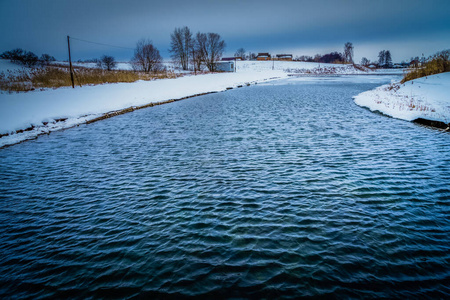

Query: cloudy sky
[1,0,449,63]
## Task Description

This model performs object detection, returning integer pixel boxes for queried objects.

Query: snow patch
[353,72,450,125]
[0,59,30,73]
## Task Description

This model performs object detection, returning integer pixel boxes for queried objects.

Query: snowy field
[70,61,134,70]
[353,72,450,125]
[238,60,369,74]
[62,60,379,75]
[0,59,30,73]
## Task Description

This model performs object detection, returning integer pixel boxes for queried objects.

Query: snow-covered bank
[353,72,450,127]
[0,59,29,73]
[0,68,287,147]
[237,60,374,75]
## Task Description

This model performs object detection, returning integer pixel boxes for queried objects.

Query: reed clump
[0,65,181,92]
[401,50,450,83]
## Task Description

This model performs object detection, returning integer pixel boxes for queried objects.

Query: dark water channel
[0,76,449,298]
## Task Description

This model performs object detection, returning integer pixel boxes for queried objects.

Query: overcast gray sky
[1,0,449,63]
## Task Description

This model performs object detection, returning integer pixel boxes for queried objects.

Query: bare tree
[131,39,163,73]
[1,48,38,67]
[378,50,386,66]
[169,26,192,71]
[193,32,207,72]
[296,55,314,62]
[22,51,39,67]
[344,42,354,63]
[0,48,24,62]
[234,48,246,59]
[385,50,392,67]
[39,53,56,66]
[192,32,226,72]
[378,50,392,67]
[203,33,226,72]
[360,57,370,66]
[97,55,116,71]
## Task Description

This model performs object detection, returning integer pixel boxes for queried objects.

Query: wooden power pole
[67,35,75,88]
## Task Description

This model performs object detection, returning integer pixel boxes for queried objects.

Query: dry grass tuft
[401,50,450,83]
[0,65,182,92]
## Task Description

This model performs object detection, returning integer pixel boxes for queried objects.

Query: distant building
[275,54,293,61]
[409,60,421,68]
[215,61,235,72]
[256,53,271,61]
[221,57,242,61]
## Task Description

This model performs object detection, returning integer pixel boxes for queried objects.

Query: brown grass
[0,65,182,92]
[401,50,450,83]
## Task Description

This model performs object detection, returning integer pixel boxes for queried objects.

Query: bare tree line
[131,39,163,72]
[169,26,226,72]
[129,26,226,73]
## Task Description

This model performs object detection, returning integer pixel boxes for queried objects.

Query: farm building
[215,61,235,72]
[221,57,242,61]
[256,53,271,61]
[275,54,293,61]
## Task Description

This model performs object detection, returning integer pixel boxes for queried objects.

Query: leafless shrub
[131,39,164,73]
[402,49,450,83]
[194,32,226,72]
[169,26,192,71]
[97,55,117,71]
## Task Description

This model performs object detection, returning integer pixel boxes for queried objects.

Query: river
[0,76,449,298]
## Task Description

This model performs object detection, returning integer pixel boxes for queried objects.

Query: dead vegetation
[383,83,436,113]
[401,49,450,83]
[0,64,181,92]
[285,64,366,75]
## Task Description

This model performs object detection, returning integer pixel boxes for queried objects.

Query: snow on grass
[237,60,364,74]
[238,60,408,75]
[61,61,184,73]
[71,61,134,70]
[353,72,450,124]
[69,60,355,74]
[0,67,287,147]
[0,59,29,73]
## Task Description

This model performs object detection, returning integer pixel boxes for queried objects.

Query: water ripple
[0,78,449,298]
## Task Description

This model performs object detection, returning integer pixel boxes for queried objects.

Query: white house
[215,61,235,72]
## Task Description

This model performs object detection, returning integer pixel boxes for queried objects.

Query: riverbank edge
[353,73,450,132]
[355,103,450,131]
[357,106,450,131]
[412,118,450,130]
[0,79,280,149]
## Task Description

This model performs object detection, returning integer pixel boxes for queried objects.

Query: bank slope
[353,72,450,128]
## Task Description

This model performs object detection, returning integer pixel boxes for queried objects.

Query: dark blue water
[1,77,449,298]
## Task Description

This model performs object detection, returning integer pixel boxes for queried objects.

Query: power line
[69,36,134,50]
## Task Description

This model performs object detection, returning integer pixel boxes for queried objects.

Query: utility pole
[67,35,75,88]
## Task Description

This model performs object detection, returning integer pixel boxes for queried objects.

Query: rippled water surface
[1,77,449,298]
